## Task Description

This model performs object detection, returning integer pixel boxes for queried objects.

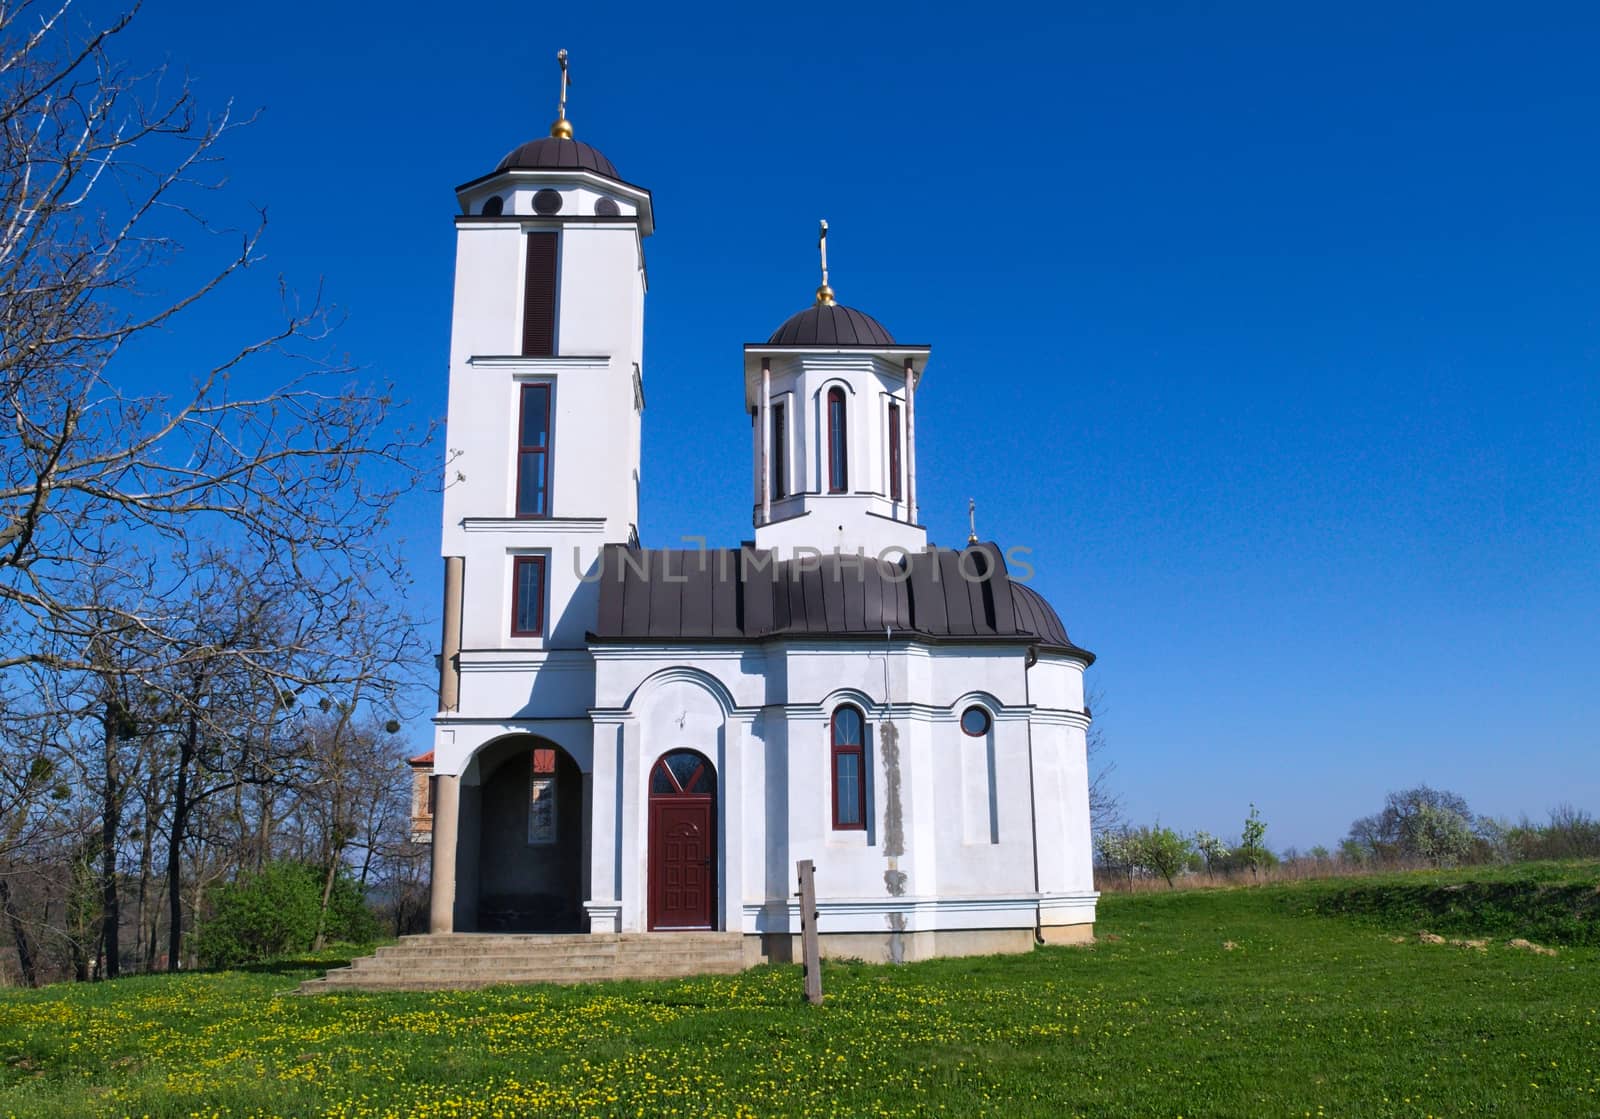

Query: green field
[3,864,1597,1118]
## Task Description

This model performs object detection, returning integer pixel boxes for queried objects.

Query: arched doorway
[475,740,583,932]
[648,750,717,930]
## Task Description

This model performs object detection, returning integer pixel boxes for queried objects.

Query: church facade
[421,99,1099,964]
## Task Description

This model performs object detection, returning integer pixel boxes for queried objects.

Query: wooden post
[796,859,822,1005]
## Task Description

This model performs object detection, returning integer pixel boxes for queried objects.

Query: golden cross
[816,220,835,305]
[550,49,573,138]
[558,49,570,120]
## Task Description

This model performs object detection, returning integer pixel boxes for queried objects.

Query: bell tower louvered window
[522,232,558,356]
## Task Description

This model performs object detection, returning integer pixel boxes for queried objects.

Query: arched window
[771,400,787,499]
[827,387,848,493]
[888,399,902,501]
[482,194,504,216]
[831,705,866,830]
[650,750,716,796]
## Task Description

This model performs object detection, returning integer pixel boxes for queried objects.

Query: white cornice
[459,517,609,536]
[466,354,611,371]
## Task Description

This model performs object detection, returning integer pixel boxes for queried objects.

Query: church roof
[496,137,620,181]
[768,303,895,346]
[591,542,1092,661]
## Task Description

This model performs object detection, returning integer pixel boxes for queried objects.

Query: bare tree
[0,3,431,980]
[1085,687,1123,836]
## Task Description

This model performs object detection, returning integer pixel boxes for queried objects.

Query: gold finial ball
[550,118,574,140]
[815,283,836,306]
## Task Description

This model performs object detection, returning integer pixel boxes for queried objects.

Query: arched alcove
[473,737,584,932]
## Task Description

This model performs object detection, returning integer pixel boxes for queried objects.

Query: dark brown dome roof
[768,303,895,346]
[496,137,619,181]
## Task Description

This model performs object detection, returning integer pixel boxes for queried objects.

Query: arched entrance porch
[459,736,586,933]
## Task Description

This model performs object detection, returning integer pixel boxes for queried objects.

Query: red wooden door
[647,751,717,930]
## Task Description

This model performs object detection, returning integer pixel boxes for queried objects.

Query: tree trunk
[100,704,122,980]
[0,878,37,988]
[133,785,154,973]
[167,709,196,972]
[312,847,341,951]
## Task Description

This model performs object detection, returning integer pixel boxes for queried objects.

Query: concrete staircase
[298,932,747,994]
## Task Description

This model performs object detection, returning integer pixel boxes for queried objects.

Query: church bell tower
[746,222,929,559]
[436,51,654,723]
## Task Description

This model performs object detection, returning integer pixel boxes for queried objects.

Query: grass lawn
[2,866,1596,1118]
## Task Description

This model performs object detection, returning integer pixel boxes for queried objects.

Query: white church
[415,70,1099,966]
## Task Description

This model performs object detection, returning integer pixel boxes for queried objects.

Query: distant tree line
[1097,787,1600,888]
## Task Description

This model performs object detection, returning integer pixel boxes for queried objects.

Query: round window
[960,706,991,736]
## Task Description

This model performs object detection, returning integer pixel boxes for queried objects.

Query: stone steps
[298,932,746,994]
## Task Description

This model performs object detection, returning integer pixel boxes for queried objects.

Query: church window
[888,400,902,501]
[482,194,504,216]
[528,748,558,844]
[961,706,991,737]
[651,750,716,796]
[515,383,551,517]
[511,554,546,636]
[831,705,866,830]
[827,387,848,493]
[522,231,558,356]
[772,400,787,499]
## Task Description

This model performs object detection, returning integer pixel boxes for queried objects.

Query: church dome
[496,136,620,181]
[767,302,895,346]
[1010,582,1082,655]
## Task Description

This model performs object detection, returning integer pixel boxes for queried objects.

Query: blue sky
[85,1,1598,849]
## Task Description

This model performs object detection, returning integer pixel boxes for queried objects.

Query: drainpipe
[903,358,917,524]
[1022,646,1043,944]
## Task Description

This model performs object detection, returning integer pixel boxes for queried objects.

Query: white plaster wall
[1027,654,1098,919]
[586,642,1065,938]
[439,209,645,657]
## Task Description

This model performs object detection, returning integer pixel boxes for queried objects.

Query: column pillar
[584,719,623,933]
[759,358,772,525]
[428,774,460,934]
[438,556,464,712]
[903,358,917,524]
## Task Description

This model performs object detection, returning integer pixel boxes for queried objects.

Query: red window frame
[888,399,902,501]
[772,400,787,499]
[830,705,866,830]
[827,387,848,493]
[511,554,547,637]
[515,383,551,518]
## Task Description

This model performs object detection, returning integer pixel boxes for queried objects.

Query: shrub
[1409,803,1474,867]
[1194,830,1229,875]
[1132,825,1194,887]
[1311,872,1600,946]
[195,861,379,968]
